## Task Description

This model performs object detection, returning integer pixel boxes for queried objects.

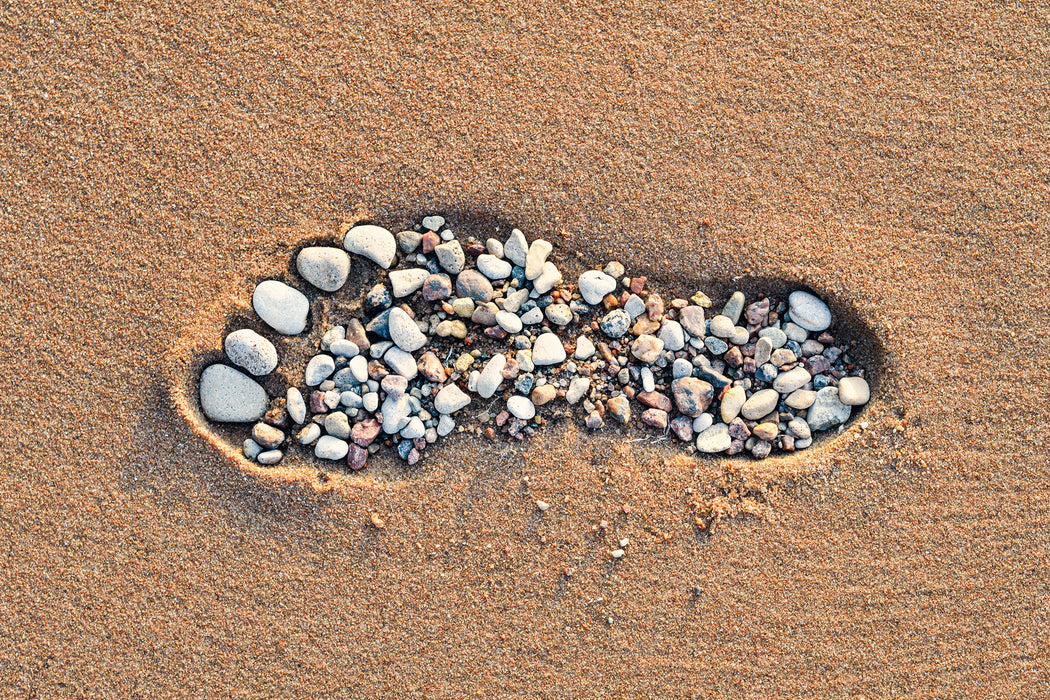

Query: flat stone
[722,291,746,324]
[389,268,429,297]
[520,307,543,325]
[574,335,595,360]
[252,280,309,335]
[709,315,735,338]
[624,294,646,319]
[422,273,453,301]
[387,308,427,352]
[224,329,278,376]
[607,395,631,423]
[496,311,523,334]
[631,334,665,364]
[741,388,780,420]
[692,413,714,433]
[754,337,773,366]
[507,396,536,420]
[720,386,746,422]
[807,386,852,430]
[641,408,669,429]
[532,333,567,365]
[566,377,590,404]
[477,354,507,399]
[679,306,706,338]
[436,414,456,437]
[297,423,321,445]
[671,377,714,417]
[784,322,809,343]
[455,269,495,302]
[324,412,351,439]
[296,246,351,292]
[672,358,693,379]
[788,417,812,440]
[304,354,335,386]
[525,239,553,279]
[758,327,788,348]
[600,309,631,338]
[785,388,817,409]
[504,229,529,267]
[383,347,418,379]
[752,422,778,441]
[837,377,870,405]
[257,450,283,465]
[788,290,832,332]
[434,384,471,414]
[695,423,732,453]
[486,238,504,257]
[286,387,307,424]
[329,339,359,358]
[773,366,812,394]
[477,254,512,279]
[401,417,425,439]
[422,215,445,231]
[343,224,397,269]
[658,320,686,351]
[435,240,465,274]
[348,443,368,470]
[577,270,617,305]
[532,262,562,294]
[380,394,411,434]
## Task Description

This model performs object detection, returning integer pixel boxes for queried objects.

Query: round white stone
[383,346,418,379]
[343,224,397,269]
[772,366,812,394]
[741,388,780,420]
[695,423,732,453]
[224,329,278,376]
[507,396,536,420]
[788,291,832,332]
[314,435,349,460]
[495,311,523,334]
[296,246,351,292]
[532,333,567,365]
[387,307,427,353]
[574,335,595,360]
[477,254,512,279]
[286,387,307,424]
[837,377,870,406]
[434,384,471,414]
[504,229,529,267]
[577,270,617,305]
[304,354,335,386]
[252,280,309,335]
[401,416,426,439]
[199,364,267,423]
[389,268,429,297]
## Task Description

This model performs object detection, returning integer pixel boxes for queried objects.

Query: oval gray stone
[314,435,349,460]
[343,224,397,269]
[224,329,278,376]
[455,269,495,302]
[200,364,267,423]
[496,311,523,334]
[679,306,706,338]
[296,246,351,292]
[807,386,852,430]
[741,388,780,420]
[709,315,735,339]
[507,396,536,420]
[388,307,427,352]
[695,423,732,453]
[772,366,811,394]
[788,290,832,332]
[252,280,309,335]
[477,254,512,279]
[837,377,870,406]
[286,387,307,424]
[304,354,335,386]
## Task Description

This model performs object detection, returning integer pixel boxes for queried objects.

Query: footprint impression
[197,215,873,475]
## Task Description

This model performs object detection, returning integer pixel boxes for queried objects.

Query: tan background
[2,1,1048,697]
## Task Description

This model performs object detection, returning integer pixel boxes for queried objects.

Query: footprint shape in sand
[187,214,875,478]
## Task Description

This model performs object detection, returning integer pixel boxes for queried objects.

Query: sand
[2,1,1049,696]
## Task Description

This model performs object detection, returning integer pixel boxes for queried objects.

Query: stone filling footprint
[198,215,872,470]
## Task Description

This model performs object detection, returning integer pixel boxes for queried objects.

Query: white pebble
[252,280,309,336]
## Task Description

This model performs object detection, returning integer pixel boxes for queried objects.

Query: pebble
[532,333,567,365]
[575,335,595,360]
[752,422,778,441]
[741,388,780,420]
[566,377,590,404]
[477,354,507,399]
[243,440,261,462]
[397,230,422,253]
[286,387,306,424]
[329,339,359,358]
[434,384,471,414]
[631,335,664,364]
[383,347,418,379]
[672,358,693,379]
[504,229,529,267]
[532,262,563,294]
[788,290,832,332]
[323,412,351,439]
[252,422,284,449]
[257,450,283,465]
[754,337,773,366]
[486,238,504,258]
[837,377,870,405]
[421,215,445,231]
[545,304,573,326]
[524,239,553,279]
[421,273,453,301]
[343,224,397,269]
[720,386,746,422]
[642,408,669,429]
[692,413,714,433]
[577,270,617,305]
[671,377,714,417]
[200,365,268,422]
[807,386,852,430]
[252,280,309,335]
[387,308,427,352]
[455,269,495,302]
[507,396,536,420]
[785,388,817,409]
[298,423,321,445]
[532,384,558,405]
[679,306,706,338]
[772,366,812,394]
[435,240,465,274]
[640,367,656,393]
[659,320,686,352]
[600,309,631,338]
[695,423,731,453]
[388,268,429,297]
[784,322,809,343]
[401,417,425,439]
[722,291,746,324]
[704,337,728,355]
[381,394,412,434]
[304,354,335,386]
[437,415,456,437]
[586,411,605,430]
[224,329,278,376]
[788,417,812,440]
[477,254,512,279]
[758,327,787,349]
[296,246,351,292]
[709,315,735,338]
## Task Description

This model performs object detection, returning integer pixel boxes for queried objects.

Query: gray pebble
[722,291,746,324]
[383,346,419,379]
[679,306,706,338]
[758,327,787,349]
[224,329,278,376]
[389,268,429,297]
[624,294,646,320]
[575,335,595,360]
[324,412,351,439]
[772,366,811,394]
[401,417,426,439]
[257,450,283,465]
[242,439,262,460]
[343,224,397,269]
[486,238,504,258]
[520,307,544,325]
[200,364,268,423]
[504,229,529,267]
[496,310,524,333]
[435,240,465,274]
[788,290,832,332]
[709,315,735,338]
[304,354,335,386]
[314,435,349,460]
[434,384,471,414]
[362,392,380,413]
[422,215,445,231]
[476,254,512,279]
[784,322,809,343]
[807,386,852,430]
[672,358,693,379]
[388,308,427,352]
[754,337,773,366]
[329,339,359,357]
[695,423,731,453]
[524,239,553,280]
[298,423,321,445]
[455,269,495,302]
[286,387,307,424]
[477,354,507,399]
[296,246,351,292]
[599,309,631,338]
[437,414,456,436]
[532,262,562,294]
[659,320,686,351]
[741,388,780,420]
[252,280,309,335]
[545,304,573,326]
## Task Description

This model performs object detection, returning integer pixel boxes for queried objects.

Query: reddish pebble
[630,276,647,294]
[348,444,369,470]
[352,418,382,447]
[421,231,440,253]
[641,408,669,429]
[637,391,673,412]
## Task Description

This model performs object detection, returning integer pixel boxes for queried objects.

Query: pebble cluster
[199,216,871,470]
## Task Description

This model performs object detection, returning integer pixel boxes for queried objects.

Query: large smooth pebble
[837,377,870,406]
[304,354,335,386]
[504,229,529,267]
[296,247,350,292]
[286,387,307,424]
[388,307,427,352]
[477,354,507,399]
[314,435,349,460]
[200,364,267,423]
[741,388,780,420]
[506,396,536,420]
[252,280,309,335]
[719,386,746,422]
[532,333,567,365]
[772,366,811,394]
[577,270,617,305]
[807,386,852,430]
[383,346,419,379]
[788,290,832,332]
[389,268,429,297]
[434,384,471,414]
[695,423,732,453]
[477,254,512,279]
[495,311,523,334]
[343,224,397,269]
[224,329,278,376]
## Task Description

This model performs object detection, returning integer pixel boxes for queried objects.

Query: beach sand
[2,1,1048,696]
